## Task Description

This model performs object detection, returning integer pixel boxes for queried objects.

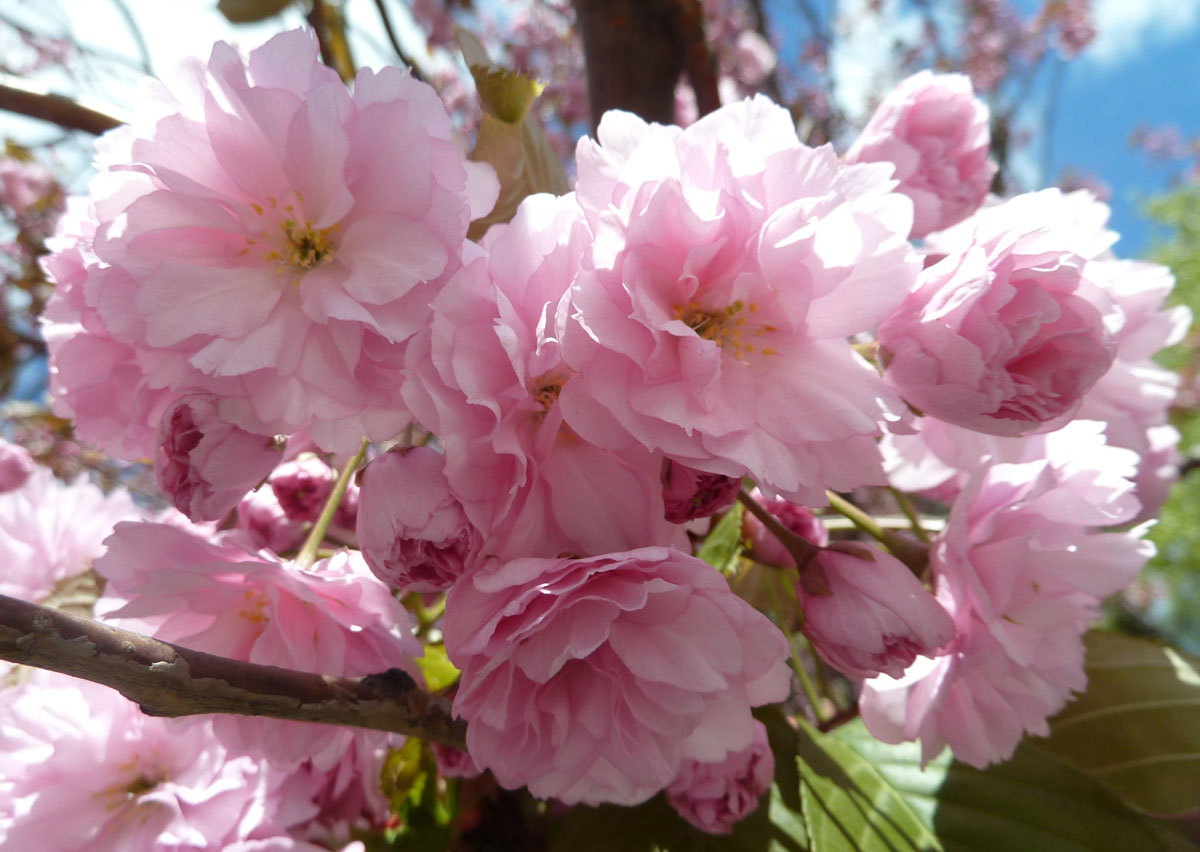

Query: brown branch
[0,75,125,135]
[572,0,690,130]
[0,593,466,749]
[676,0,720,118]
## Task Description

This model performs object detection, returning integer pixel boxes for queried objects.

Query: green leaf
[548,708,807,852]
[829,718,1165,852]
[215,0,293,24]
[1039,630,1200,816]
[698,503,745,574]
[416,642,461,692]
[797,719,940,852]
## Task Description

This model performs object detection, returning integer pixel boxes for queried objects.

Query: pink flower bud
[661,459,740,523]
[433,743,483,780]
[741,488,828,568]
[666,719,774,834]
[155,394,284,522]
[800,542,953,680]
[236,488,305,554]
[0,438,34,493]
[845,71,995,238]
[878,190,1117,436]
[356,447,483,593]
[269,455,335,523]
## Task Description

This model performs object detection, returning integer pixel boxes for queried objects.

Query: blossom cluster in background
[0,16,1187,846]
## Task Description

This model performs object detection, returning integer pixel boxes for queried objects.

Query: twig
[0,75,124,134]
[372,0,427,81]
[0,592,466,748]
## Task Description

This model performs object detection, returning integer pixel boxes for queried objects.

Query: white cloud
[829,0,924,127]
[1086,0,1200,68]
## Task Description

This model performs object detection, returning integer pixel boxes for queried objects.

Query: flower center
[673,299,779,361]
[530,368,572,414]
[239,190,338,275]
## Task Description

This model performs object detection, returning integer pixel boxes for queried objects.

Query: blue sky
[1051,1,1200,255]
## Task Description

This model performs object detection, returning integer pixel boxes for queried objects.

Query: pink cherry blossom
[561,97,919,505]
[404,193,685,559]
[800,542,954,680]
[860,435,1152,768]
[50,29,497,453]
[156,393,285,522]
[269,455,335,523]
[0,672,279,851]
[666,718,774,835]
[845,71,995,238]
[661,459,739,523]
[357,447,484,593]
[878,189,1117,437]
[0,437,34,493]
[444,546,791,806]
[0,466,141,603]
[40,197,177,461]
[95,521,419,770]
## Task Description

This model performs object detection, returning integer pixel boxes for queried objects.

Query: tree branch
[0,75,125,135]
[572,0,689,130]
[0,593,466,749]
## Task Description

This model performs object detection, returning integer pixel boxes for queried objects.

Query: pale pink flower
[269,455,335,523]
[666,718,774,835]
[661,459,739,523]
[0,437,34,493]
[40,197,177,461]
[861,438,1153,768]
[800,542,954,680]
[561,97,919,505]
[731,31,777,87]
[236,487,306,554]
[444,546,791,806]
[878,190,1117,437]
[156,392,284,522]
[95,521,419,770]
[404,193,685,560]
[741,488,828,569]
[56,29,497,452]
[0,466,141,603]
[357,447,484,593]
[845,71,995,238]
[0,672,277,851]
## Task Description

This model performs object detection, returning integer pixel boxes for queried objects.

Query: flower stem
[825,490,930,577]
[889,487,931,544]
[737,489,818,569]
[296,438,369,570]
[788,633,829,724]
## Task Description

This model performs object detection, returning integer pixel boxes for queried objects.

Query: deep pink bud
[666,718,774,835]
[661,459,740,523]
[800,542,953,680]
[236,488,305,554]
[269,455,335,523]
[356,447,483,593]
[155,393,284,522]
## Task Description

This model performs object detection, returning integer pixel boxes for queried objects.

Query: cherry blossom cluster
[6,25,1184,844]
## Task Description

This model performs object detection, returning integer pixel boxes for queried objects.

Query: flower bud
[269,455,335,523]
[155,393,284,522]
[800,542,953,679]
[661,459,739,523]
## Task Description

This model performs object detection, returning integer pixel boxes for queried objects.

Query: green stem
[825,490,888,543]
[788,634,829,724]
[825,490,930,577]
[889,487,931,544]
[296,438,369,570]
